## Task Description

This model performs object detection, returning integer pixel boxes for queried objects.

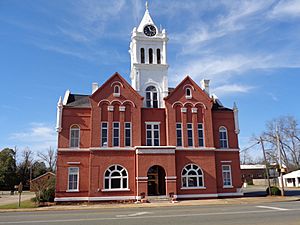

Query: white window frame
[185,87,192,99]
[140,48,145,64]
[149,48,153,64]
[145,86,159,108]
[69,125,80,148]
[146,122,160,146]
[222,165,233,188]
[124,122,132,147]
[176,123,183,147]
[67,167,79,192]
[187,123,194,147]
[101,122,108,147]
[156,48,161,64]
[112,122,120,147]
[219,126,229,148]
[113,85,120,97]
[197,123,205,147]
[181,164,205,189]
[103,165,129,190]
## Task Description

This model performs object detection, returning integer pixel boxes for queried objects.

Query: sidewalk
[1,195,299,213]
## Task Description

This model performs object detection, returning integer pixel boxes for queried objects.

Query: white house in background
[279,170,300,187]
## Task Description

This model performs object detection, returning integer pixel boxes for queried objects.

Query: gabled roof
[90,72,143,100]
[283,169,300,178]
[212,100,232,111]
[65,94,91,108]
[31,172,55,182]
[164,75,211,102]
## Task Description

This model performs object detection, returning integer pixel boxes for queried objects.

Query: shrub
[266,186,281,196]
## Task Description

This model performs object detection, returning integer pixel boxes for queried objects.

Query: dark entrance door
[147,165,166,196]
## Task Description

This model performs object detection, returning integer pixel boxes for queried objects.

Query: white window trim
[185,87,192,99]
[181,164,205,189]
[148,48,153,64]
[101,122,108,147]
[124,122,132,147]
[219,126,229,148]
[140,48,145,64]
[69,125,80,149]
[145,122,160,146]
[222,164,232,188]
[176,122,183,147]
[187,123,194,147]
[197,123,205,147]
[103,165,129,190]
[156,48,161,64]
[67,167,79,192]
[113,85,120,97]
[145,86,159,108]
[112,122,120,147]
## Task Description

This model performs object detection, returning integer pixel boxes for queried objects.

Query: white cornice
[132,63,169,69]
[136,149,175,154]
[175,147,216,151]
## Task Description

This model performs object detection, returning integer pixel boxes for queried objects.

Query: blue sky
[0,0,300,158]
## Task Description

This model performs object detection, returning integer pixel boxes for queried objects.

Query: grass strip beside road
[0,199,36,209]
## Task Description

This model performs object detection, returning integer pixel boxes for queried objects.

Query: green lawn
[0,199,37,209]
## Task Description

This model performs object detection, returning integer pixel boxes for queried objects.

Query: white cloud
[169,54,272,85]
[269,0,300,19]
[211,84,255,96]
[267,92,279,101]
[10,123,57,153]
[171,1,274,49]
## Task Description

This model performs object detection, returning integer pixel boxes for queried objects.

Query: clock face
[143,24,157,37]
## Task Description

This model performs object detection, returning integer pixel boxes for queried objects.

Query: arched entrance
[147,165,166,196]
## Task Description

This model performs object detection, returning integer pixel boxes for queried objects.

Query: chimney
[201,79,210,95]
[92,82,98,94]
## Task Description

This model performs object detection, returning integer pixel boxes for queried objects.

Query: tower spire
[145,1,148,10]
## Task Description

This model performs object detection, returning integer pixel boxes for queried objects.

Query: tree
[37,147,56,172]
[0,148,17,190]
[17,148,33,190]
[258,116,300,171]
[32,161,47,179]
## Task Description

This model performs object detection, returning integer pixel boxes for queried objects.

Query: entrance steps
[147,195,170,203]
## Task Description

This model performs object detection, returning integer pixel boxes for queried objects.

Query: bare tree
[258,116,300,171]
[17,147,34,188]
[37,147,57,172]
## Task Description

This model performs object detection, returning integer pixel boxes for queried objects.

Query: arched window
[70,125,80,148]
[149,48,153,64]
[156,49,161,64]
[186,88,192,99]
[146,86,158,108]
[219,126,228,148]
[104,165,128,190]
[182,164,204,188]
[113,85,120,97]
[141,48,145,64]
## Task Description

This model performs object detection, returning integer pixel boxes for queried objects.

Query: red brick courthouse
[55,4,242,202]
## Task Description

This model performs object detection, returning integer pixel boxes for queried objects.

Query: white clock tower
[129,2,168,108]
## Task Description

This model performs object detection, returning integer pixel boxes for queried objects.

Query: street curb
[1,196,299,213]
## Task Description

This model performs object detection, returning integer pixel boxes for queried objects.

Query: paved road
[1,201,300,225]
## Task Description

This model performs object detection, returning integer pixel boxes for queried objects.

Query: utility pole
[276,126,285,196]
[260,137,272,196]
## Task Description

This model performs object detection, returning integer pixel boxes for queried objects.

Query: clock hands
[144,25,156,36]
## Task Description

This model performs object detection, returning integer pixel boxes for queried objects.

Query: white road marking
[116,211,151,217]
[1,208,299,224]
[256,206,289,211]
